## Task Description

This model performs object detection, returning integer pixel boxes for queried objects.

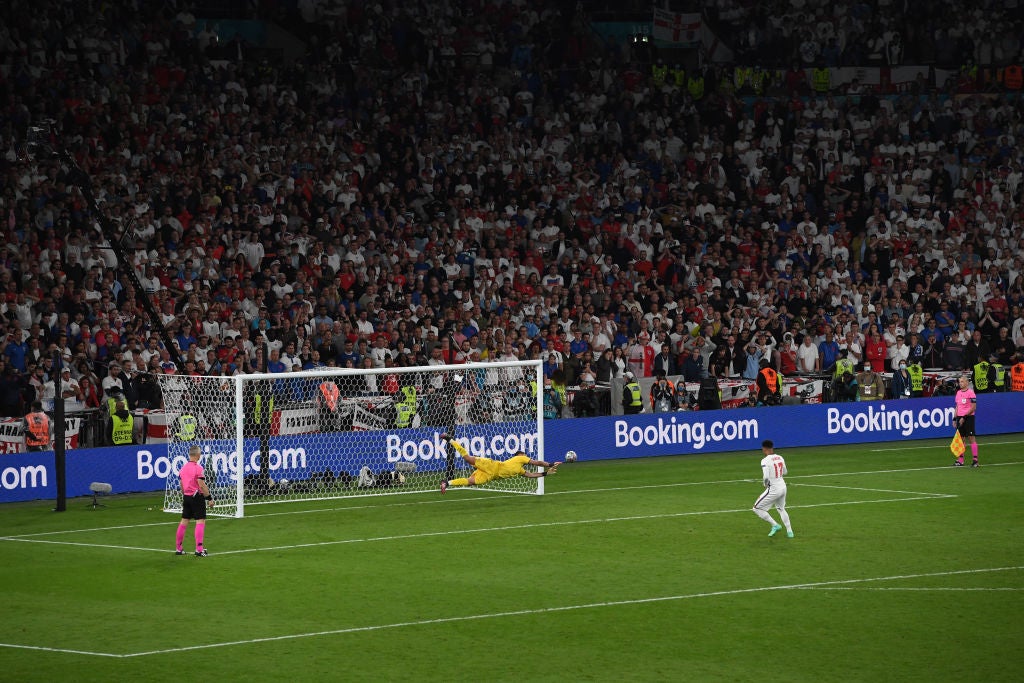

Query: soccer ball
[565,450,578,463]
[278,478,290,491]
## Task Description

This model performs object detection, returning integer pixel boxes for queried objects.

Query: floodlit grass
[2,438,1023,682]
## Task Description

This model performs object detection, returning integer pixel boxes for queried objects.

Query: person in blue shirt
[818,330,842,374]
[523,315,540,339]
[682,346,705,382]
[612,323,631,349]
[543,352,561,379]
[568,329,590,356]
[934,301,956,339]
[2,332,28,373]
[175,322,197,352]
[741,342,763,380]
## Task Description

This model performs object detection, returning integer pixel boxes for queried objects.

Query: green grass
[2,438,1023,682]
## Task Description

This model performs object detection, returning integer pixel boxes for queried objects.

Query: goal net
[159,359,545,517]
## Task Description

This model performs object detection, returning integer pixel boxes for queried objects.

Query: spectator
[650,374,677,413]
[652,343,677,377]
[864,330,888,373]
[681,347,706,382]
[796,336,819,374]
[0,0,1021,427]
[818,331,842,375]
[101,363,126,403]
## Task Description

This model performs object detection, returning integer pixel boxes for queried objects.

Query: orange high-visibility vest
[25,412,50,447]
[319,381,340,410]
[1010,363,1024,391]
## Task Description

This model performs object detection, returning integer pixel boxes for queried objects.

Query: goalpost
[159,359,545,517]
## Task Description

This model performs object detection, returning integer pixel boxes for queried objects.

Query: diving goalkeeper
[439,433,562,493]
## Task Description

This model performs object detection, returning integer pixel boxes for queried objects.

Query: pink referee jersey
[180,460,205,497]
[955,388,976,417]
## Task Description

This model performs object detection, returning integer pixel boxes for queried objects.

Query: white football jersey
[760,452,788,486]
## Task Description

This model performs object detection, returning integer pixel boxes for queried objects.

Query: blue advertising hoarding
[2,394,1022,504]
[544,396,985,461]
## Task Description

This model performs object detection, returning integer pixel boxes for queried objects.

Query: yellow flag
[950,431,965,457]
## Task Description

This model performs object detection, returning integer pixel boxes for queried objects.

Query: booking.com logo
[137,447,308,481]
[0,464,48,490]
[826,405,956,437]
[385,432,539,462]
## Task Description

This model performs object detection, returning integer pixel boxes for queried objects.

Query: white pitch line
[0,494,957,556]
[0,537,168,553]
[0,491,499,539]
[552,460,1024,497]
[870,439,1024,452]
[2,520,175,539]
[2,565,1017,659]
[0,642,123,658]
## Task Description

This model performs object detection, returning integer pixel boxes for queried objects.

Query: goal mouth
[159,359,546,517]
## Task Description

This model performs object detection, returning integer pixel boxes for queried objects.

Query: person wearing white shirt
[889,336,910,370]
[752,440,793,538]
[796,336,819,373]
[239,234,265,270]
[42,368,82,410]
[590,317,612,353]
[201,313,221,339]
[370,336,392,368]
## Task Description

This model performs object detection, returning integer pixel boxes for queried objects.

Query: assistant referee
[954,375,979,467]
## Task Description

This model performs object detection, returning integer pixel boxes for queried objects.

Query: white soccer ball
[565,450,578,463]
[279,478,290,491]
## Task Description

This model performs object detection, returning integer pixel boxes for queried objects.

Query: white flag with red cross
[652,9,702,45]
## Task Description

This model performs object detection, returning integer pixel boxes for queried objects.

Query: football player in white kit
[753,439,794,538]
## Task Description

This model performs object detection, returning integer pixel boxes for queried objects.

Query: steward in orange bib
[1010,354,1024,392]
[24,401,52,451]
[756,359,782,406]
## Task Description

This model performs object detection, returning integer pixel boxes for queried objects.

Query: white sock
[753,508,776,524]
[778,508,792,532]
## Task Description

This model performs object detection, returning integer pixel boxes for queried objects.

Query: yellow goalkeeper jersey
[472,454,530,483]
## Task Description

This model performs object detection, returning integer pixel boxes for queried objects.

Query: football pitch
[2,438,1023,682]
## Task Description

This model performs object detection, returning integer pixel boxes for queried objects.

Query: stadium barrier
[2,393,1023,504]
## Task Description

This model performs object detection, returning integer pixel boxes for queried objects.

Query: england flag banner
[652,10,701,46]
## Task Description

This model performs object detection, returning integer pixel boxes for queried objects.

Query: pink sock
[195,524,205,552]
[175,524,186,551]
[971,443,978,461]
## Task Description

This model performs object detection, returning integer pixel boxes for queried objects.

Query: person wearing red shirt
[864,330,888,372]
[985,287,1009,322]
[546,327,567,355]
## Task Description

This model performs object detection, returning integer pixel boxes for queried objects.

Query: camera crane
[25,124,186,371]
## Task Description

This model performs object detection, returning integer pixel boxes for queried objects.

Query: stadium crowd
[1,0,1024,420]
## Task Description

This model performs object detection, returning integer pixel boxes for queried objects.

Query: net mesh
[160,360,544,517]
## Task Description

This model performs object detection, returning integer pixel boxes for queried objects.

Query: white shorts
[754,484,787,511]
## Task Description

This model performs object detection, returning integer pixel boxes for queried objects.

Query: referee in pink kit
[954,375,979,467]
[176,445,213,556]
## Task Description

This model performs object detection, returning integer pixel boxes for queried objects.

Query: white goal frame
[160,359,545,517]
